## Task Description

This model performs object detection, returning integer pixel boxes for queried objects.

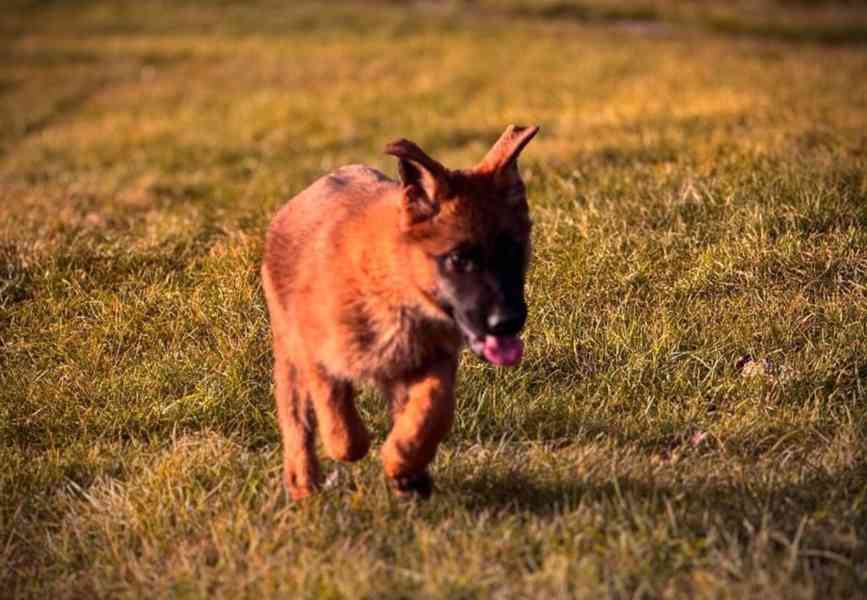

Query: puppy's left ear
[385,138,450,227]
[476,124,540,186]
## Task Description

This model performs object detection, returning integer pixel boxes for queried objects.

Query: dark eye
[441,245,481,273]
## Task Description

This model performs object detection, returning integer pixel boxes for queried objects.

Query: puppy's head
[385,125,539,366]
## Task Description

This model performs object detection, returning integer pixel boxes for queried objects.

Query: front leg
[380,357,457,498]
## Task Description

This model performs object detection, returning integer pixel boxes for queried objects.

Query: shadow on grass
[497,1,867,46]
[449,459,867,538]
[438,463,866,583]
[705,15,867,46]
[504,1,659,24]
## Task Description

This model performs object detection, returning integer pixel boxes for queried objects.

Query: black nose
[486,307,526,336]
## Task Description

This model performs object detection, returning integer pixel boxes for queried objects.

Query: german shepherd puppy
[262,125,539,499]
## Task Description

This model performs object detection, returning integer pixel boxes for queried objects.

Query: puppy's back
[262,165,397,308]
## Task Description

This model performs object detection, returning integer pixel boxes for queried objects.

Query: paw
[284,481,319,501]
[288,487,316,501]
[389,471,433,499]
[283,469,320,501]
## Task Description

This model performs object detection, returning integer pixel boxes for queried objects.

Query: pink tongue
[482,335,524,366]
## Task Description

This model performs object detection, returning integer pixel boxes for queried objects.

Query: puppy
[262,125,539,499]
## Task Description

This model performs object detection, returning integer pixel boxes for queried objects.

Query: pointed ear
[476,124,540,180]
[384,138,450,226]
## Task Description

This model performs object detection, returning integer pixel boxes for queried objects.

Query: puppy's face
[387,126,538,366]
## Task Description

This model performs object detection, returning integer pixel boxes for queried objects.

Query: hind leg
[273,354,320,500]
[306,366,370,463]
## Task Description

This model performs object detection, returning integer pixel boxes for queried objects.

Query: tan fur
[262,126,538,499]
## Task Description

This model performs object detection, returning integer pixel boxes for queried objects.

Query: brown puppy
[262,125,539,499]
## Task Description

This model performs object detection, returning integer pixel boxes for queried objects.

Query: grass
[2,0,867,598]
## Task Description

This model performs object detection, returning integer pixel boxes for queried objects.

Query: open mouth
[461,327,524,367]
[439,301,524,367]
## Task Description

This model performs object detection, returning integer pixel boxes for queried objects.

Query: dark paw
[390,471,433,499]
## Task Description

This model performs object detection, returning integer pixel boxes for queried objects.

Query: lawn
[2,1,866,598]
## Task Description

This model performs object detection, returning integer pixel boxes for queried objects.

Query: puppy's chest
[342,304,460,380]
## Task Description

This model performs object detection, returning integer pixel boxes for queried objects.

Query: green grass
[2,1,867,598]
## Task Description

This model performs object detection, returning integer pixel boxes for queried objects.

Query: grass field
[2,1,867,598]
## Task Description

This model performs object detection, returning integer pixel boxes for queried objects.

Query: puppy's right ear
[385,138,450,227]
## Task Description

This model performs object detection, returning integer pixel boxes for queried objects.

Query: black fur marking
[491,234,528,309]
[325,174,348,188]
[343,305,378,352]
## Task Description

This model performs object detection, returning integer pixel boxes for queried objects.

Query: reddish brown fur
[262,125,539,499]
